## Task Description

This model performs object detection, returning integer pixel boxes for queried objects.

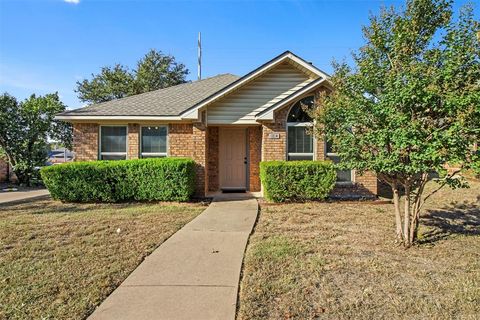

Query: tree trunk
[14,168,32,186]
[409,174,428,244]
[403,185,411,247]
[392,184,404,243]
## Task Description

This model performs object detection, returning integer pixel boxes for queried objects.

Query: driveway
[0,189,50,204]
[88,195,258,320]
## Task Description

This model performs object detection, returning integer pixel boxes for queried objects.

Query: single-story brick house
[57,51,380,198]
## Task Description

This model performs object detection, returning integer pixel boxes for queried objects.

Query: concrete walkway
[0,189,50,204]
[89,196,258,320]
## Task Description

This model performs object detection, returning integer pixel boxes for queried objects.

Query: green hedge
[260,161,336,202]
[40,158,195,202]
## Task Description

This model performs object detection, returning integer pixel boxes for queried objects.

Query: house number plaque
[268,133,280,139]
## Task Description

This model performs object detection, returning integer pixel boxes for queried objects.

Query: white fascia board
[255,78,328,121]
[286,53,330,80]
[181,109,199,119]
[55,115,184,121]
[207,119,259,125]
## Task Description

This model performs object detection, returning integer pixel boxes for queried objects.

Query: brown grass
[0,199,207,320]
[238,181,480,319]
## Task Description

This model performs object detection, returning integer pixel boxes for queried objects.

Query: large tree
[0,93,72,186]
[313,0,479,247]
[76,49,189,104]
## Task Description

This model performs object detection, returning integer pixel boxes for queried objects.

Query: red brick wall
[248,126,262,192]
[169,123,207,196]
[73,123,99,161]
[262,107,288,161]
[207,127,219,192]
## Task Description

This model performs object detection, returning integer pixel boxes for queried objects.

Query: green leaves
[313,0,480,185]
[40,158,196,202]
[76,49,189,104]
[260,161,336,202]
[0,93,72,186]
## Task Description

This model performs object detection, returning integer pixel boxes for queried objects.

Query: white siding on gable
[207,62,315,124]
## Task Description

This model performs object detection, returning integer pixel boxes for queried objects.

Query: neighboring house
[56,51,379,198]
[48,149,74,165]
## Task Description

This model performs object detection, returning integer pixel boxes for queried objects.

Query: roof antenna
[197,32,202,80]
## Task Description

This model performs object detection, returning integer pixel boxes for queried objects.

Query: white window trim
[99,125,128,160]
[140,125,168,158]
[285,95,316,161]
[287,123,315,160]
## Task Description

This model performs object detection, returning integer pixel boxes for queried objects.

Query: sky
[0,0,477,109]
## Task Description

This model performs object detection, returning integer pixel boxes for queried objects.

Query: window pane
[101,127,127,153]
[288,126,313,154]
[287,96,314,122]
[142,127,167,154]
[328,155,352,182]
[337,170,352,182]
[326,140,334,154]
[101,154,126,160]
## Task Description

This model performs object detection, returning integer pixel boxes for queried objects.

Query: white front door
[219,128,247,190]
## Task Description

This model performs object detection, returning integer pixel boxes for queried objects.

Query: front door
[219,128,247,190]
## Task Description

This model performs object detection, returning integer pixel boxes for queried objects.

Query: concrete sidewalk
[89,196,258,320]
[0,189,50,204]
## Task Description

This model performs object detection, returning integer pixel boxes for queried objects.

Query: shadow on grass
[0,199,138,215]
[420,199,480,244]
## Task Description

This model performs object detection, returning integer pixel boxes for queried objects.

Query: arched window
[287,96,314,160]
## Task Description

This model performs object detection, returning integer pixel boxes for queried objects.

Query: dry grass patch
[238,181,480,319]
[0,199,207,319]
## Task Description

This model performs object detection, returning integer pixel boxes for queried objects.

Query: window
[287,96,315,160]
[326,140,352,183]
[141,126,167,158]
[100,126,127,160]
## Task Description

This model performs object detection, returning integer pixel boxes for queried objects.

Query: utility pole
[198,32,202,80]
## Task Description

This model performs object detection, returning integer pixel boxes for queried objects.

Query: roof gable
[207,61,315,124]
[181,51,329,120]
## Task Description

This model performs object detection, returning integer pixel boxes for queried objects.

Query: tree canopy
[313,0,479,247]
[76,49,189,104]
[0,93,72,186]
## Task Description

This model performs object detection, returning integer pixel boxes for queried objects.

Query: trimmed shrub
[260,160,336,202]
[40,158,195,202]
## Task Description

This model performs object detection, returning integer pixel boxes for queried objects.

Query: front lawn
[238,181,480,319]
[0,199,207,319]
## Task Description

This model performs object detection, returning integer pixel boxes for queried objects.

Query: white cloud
[64,0,80,4]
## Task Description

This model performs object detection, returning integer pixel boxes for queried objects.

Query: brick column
[73,123,99,161]
[128,124,140,159]
[316,136,325,160]
[207,127,219,192]
[262,107,289,161]
[248,126,262,192]
[169,123,208,197]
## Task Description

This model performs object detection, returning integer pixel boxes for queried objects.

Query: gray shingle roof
[60,74,240,117]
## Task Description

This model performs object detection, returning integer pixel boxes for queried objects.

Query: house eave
[55,115,185,121]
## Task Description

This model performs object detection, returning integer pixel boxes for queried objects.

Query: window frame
[140,125,169,158]
[286,96,316,161]
[98,125,128,160]
[325,140,355,185]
